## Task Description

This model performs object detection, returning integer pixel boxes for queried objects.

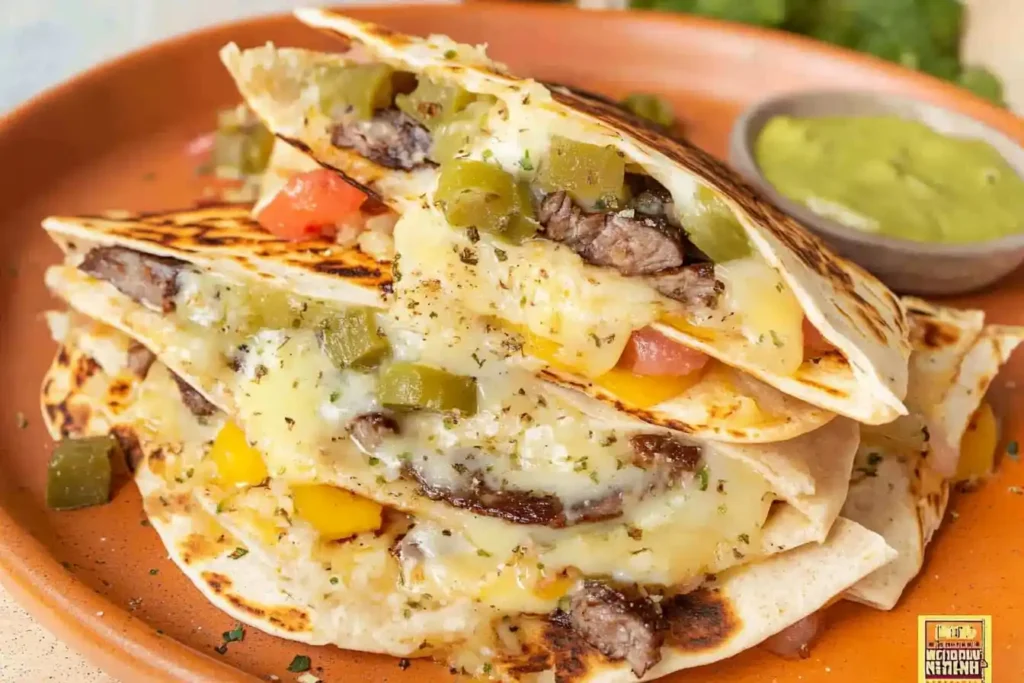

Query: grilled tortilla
[843,298,1024,610]
[221,8,911,427]
[42,313,894,680]
[44,229,862,590]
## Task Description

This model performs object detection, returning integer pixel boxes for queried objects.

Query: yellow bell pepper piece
[957,402,998,481]
[210,421,268,487]
[593,367,703,409]
[292,484,383,540]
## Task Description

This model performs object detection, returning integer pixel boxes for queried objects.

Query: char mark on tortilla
[78,246,184,313]
[170,373,217,417]
[331,109,432,171]
[561,580,665,678]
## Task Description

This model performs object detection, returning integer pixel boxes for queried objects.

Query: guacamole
[756,116,1024,244]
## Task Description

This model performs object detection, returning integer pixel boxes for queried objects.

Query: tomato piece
[256,169,367,240]
[617,326,710,377]
[802,317,834,355]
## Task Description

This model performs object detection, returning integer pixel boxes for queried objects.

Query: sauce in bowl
[755,116,1024,244]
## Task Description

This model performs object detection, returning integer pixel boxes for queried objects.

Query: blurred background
[0,0,1021,113]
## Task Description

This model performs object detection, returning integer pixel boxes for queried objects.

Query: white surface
[0,1,1020,682]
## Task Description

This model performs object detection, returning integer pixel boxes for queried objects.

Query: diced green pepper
[318,63,396,120]
[683,186,752,262]
[504,182,539,244]
[396,77,476,129]
[429,99,494,164]
[46,436,118,511]
[536,135,627,210]
[436,159,517,229]
[621,93,676,128]
[212,106,274,176]
[320,308,390,369]
[379,363,477,414]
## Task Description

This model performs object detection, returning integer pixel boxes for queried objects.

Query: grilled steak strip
[629,434,702,487]
[170,373,217,418]
[331,108,432,171]
[565,581,666,677]
[348,412,400,451]
[125,342,156,379]
[79,247,184,313]
[404,466,624,528]
[647,262,724,309]
[538,191,686,276]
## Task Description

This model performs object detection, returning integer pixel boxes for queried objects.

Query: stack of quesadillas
[39,9,1023,681]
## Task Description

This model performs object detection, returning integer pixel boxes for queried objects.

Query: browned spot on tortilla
[662,587,740,651]
[915,317,961,350]
[54,203,390,293]
[789,376,848,398]
[223,593,312,633]
[202,571,232,595]
[497,616,601,683]
[179,532,233,566]
[72,354,100,387]
[62,401,93,437]
[105,377,134,408]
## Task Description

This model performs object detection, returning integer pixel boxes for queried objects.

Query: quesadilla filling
[66,245,784,590]
[50,322,778,679]
[287,61,839,401]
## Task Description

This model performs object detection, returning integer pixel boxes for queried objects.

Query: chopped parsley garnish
[223,623,245,643]
[330,577,339,585]
[769,330,784,348]
[228,547,248,560]
[368,457,380,466]
[697,465,710,491]
[329,391,340,403]
[467,226,481,243]
[471,352,486,368]
[288,655,312,673]
[477,549,493,558]
[482,149,494,161]
[738,533,750,544]
[589,470,599,483]
[717,503,728,514]
[519,150,534,171]
[443,49,457,59]
[482,663,493,675]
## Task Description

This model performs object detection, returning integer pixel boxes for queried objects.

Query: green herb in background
[630,0,1005,106]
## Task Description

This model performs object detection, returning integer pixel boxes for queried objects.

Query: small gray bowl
[729,90,1024,295]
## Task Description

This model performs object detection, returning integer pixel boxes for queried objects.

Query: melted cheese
[394,205,665,377]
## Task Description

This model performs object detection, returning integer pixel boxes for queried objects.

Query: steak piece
[538,191,686,276]
[125,342,156,378]
[648,262,724,309]
[79,247,184,313]
[405,467,623,528]
[629,434,702,486]
[170,374,217,418]
[348,412,399,451]
[566,581,665,677]
[331,108,432,171]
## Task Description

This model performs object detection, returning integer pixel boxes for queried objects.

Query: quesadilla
[44,203,863,591]
[843,298,1024,609]
[221,8,912,429]
[42,313,894,679]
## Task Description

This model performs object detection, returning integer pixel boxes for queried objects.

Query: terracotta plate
[1,4,1022,682]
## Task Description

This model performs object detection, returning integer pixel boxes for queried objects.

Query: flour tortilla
[43,208,833,443]
[45,262,860,583]
[41,313,483,656]
[221,8,911,426]
[843,299,1024,610]
[42,314,894,681]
